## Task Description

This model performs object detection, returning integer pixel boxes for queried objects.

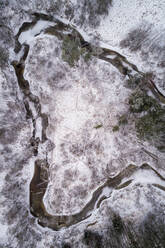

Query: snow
[0,222,8,245]
[51,81,96,163]
[117,166,165,190]
[133,169,165,186]
[1,1,165,245]
[35,117,42,140]
[22,24,165,216]
[19,20,55,44]
[102,186,112,197]
[97,0,165,48]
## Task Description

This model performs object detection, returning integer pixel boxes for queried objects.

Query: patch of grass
[62,34,92,66]
[111,115,128,133]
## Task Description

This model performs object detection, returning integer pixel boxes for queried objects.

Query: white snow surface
[1,1,165,246]
[96,0,165,47]
[19,20,55,44]
[23,29,164,215]
[93,0,165,94]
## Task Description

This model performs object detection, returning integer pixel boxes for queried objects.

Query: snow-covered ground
[0,0,165,247]
[95,0,165,93]
[97,0,165,46]
[23,22,164,218]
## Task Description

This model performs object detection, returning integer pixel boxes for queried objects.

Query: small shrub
[94,124,103,129]
[0,46,9,68]
[120,24,151,52]
[119,114,128,125]
[112,213,124,233]
[61,242,71,248]
[78,0,113,27]
[83,230,102,248]
[112,125,119,132]
[124,74,142,89]
[0,0,9,9]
